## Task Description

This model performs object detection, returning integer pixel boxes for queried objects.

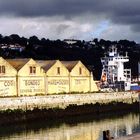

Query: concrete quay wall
[115,133,140,140]
[0,92,139,111]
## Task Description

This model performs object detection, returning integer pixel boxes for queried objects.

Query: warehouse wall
[0,57,17,96]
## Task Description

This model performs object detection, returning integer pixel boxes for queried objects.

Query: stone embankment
[0,92,138,111]
[115,133,140,140]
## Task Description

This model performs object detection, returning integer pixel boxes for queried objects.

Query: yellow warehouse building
[0,57,98,96]
[0,57,17,96]
[61,60,98,93]
[7,58,46,96]
[37,60,70,94]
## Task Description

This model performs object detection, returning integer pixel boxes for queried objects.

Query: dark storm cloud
[0,0,140,23]
[0,0,139,18]
[0,0,102,17]
[0,0,140,39]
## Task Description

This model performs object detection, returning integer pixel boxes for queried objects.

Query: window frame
[0,65,5,74]
[29,66,36,74]
[57,67,60,75]
[79,67,82,75]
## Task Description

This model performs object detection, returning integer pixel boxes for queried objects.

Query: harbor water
[0,111,140,140]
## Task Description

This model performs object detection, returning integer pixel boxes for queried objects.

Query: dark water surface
[0,111,140,140]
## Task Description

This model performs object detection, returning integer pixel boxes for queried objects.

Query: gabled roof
[36,60,57,72]
[61,61,79,72]
[6,58,30,71]
[0,57,17,72]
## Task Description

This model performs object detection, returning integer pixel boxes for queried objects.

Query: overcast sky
[0,0,140,42]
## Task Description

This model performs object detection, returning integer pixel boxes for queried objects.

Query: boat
[100,46,131,91]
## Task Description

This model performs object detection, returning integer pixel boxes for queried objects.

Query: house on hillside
[9,44,25,52]
[0,57,17,96]
[63,39,80,44]
[7,58,45,96]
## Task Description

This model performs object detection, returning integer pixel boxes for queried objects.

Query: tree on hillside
[29,36,40,45]
[10,34,21,44]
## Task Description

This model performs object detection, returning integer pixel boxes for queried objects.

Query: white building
[63,39,79,44]
[101,46,131,91]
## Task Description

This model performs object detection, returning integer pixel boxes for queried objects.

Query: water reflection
[0,112,140,140]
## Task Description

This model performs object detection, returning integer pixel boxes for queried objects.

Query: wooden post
[103,130,114,140]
